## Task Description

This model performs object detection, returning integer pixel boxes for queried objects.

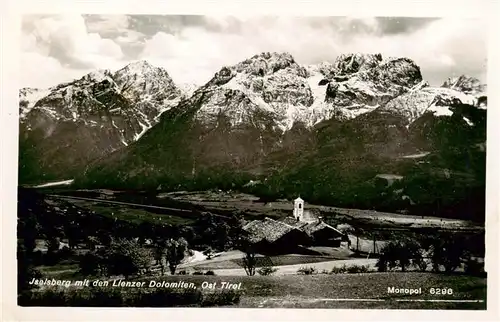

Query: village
[29,189,482,277]
[173,196,384,275]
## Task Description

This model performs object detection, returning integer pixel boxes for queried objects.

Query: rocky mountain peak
[116,60,155,72]
[81,69,114,82]
[333,53,383,75]
[441,75,486,96]
[321,53,423,119]
[113,60,181,107]
[235,52,297,76]
[18,60,187,183]
[207,51,304,87]
[379,74,487,126]
[195,52,317,131]
[191,52,429,131]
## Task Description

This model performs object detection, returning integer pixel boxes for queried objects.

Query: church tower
[293,197,304,221]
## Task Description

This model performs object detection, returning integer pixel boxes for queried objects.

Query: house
[302,221,346,247]
[281,217,346,246]
[242,197,349,253]
[242,217,311,254]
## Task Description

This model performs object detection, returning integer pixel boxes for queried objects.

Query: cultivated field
[49,189,484,232]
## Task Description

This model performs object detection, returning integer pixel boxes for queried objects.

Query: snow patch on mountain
[19,88,51,118]
[178,83,199,98]
[381,86,482,124]
[442,75,487,96]
[33,179,74,188]
[463,117,474,126]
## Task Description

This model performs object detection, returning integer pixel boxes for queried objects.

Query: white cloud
[86,14,131,33]
[21,14,126,88]
[137,16,487,86]
[20,15,488,88]
[20,52,80,88]
[140,28,256,84]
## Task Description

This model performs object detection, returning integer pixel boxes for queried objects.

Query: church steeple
[293,196,304,221]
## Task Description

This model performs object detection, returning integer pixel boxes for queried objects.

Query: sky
[20,14,488,88]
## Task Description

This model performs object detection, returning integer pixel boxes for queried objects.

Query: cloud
[343,17,488,85]
[20,15,488,88]
[137,16,487,86]
[21,14,126,87]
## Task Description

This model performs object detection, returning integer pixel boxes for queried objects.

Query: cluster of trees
[17,187,249,293]
[376,233,485,275]
[78,237,190,278]
[18,187,246,252]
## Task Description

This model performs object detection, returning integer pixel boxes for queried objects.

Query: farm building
[302,221,346,247]
[242,197,348,253]
[281,217,346,247]
[242,218,311,254]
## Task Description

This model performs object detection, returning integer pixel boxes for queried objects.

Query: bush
[415,258,429,272]
[377,239,422,272]
[104,239,153,278]
[203,247,214,260]
[331,265,348,274]
[257,266,278,276]
[32,250,44,266]
[376,257,388,272]
[297,266,316,275]
[464,258,484,276]
[201,290,241,307]
[192,271,204,275]
[17,243,42,292]
[428,235,467,273]
[177,270,188,275]
[78,252,103,276]
[166,238,189,275]
[346,264,370,273]
[204,270,215,275]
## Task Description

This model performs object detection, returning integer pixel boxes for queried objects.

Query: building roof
[302,221,345,237]
[243,218,298,244]
[281,217,309,228]
[281,216,345,237]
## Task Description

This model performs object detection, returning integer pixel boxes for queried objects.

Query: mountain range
[18,52,487,221]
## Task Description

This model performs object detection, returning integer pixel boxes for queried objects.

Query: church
[285,197,347,247]
[241,197,347,254]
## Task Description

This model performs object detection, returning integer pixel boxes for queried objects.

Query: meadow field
[22,272,486,309]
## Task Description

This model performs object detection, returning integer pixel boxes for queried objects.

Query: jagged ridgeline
[19,52,486,221]
[18,61,183,184]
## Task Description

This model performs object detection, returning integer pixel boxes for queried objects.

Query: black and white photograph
[8,2,496,315]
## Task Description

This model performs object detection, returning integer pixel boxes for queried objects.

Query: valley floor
[47,189,484,233]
